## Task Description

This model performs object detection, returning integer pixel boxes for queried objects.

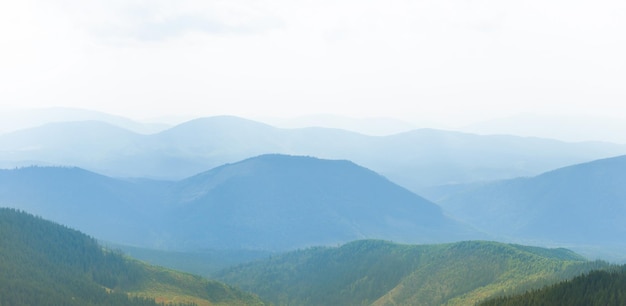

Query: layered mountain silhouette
[0,155,480,251]
[438,155,626,247]
[1,116,624,191]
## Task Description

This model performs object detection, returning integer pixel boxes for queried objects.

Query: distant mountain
[0,107,169,135]
[0,155,481,251]
[217,239,606,306]
[146,117,289,177]
[364,128,625,191]
[0,121,143,171]
[438,155,626,248]
[464,113,626,144]
[2,116,625,192]
[481,265,626,306]
[0,208,265,306]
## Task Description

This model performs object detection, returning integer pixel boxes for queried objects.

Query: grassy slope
[129,264,265,306]
[218,240,609,306]
[373,242,606,306]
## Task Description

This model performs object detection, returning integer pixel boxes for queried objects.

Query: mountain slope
[0,155,481,251]
[0,208,265,306]
[0,166,169,245]
[2,115,625,190]
[217,240,606,306]
[438,155,626,246]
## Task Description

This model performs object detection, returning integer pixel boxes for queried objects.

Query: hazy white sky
[1,0,625,126]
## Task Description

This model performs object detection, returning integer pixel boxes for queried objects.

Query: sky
[1,0,625,127]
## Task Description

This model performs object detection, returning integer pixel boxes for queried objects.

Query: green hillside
[217,240,608,306]
[480,265,626,306]
[0,208,265,306]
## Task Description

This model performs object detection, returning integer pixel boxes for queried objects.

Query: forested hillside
[217,240,608,306]
[0,208,265,306]
[480,265,626,306]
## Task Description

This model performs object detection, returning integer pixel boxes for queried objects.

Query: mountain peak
[172,154,479,250]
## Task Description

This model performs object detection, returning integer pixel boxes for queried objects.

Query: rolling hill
[0,155,481,251]
[1,116,624,191]
[217,239,608,306]
[0,207,265,306]
[438,155,626,248]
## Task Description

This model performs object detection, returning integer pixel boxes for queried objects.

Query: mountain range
[1,115,625,193]
[3,108,625,304]
[0,154,480,251]
[4,140,626,257]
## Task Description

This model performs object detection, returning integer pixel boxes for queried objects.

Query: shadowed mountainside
[438,155,626,249]
[164,154,479,250]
